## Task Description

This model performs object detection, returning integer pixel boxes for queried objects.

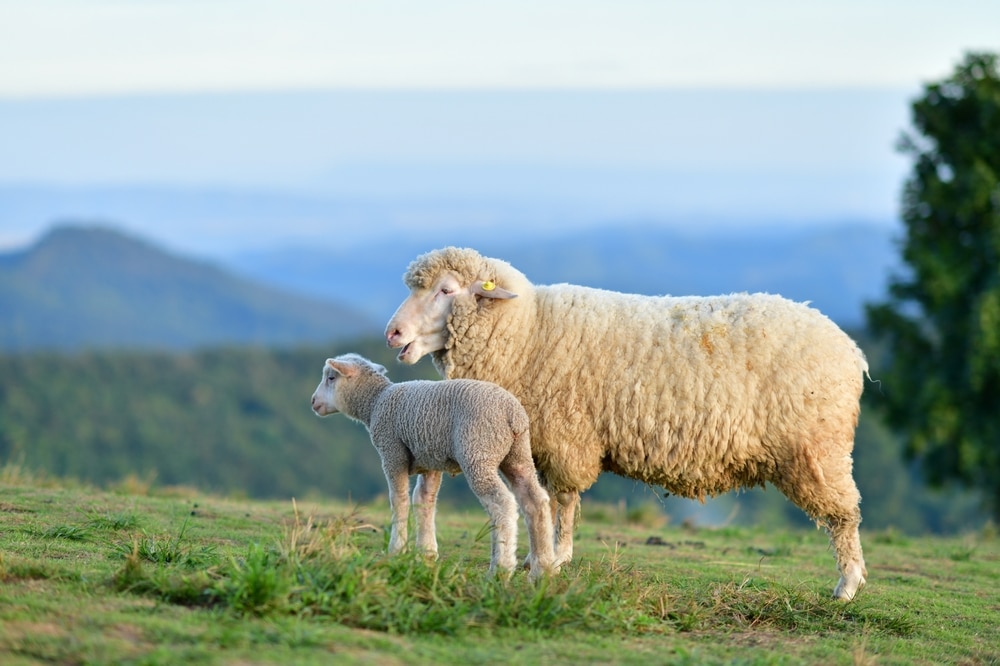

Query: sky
[1,1,998,96]
[0,1,998,255]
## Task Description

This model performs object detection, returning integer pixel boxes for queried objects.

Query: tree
[867,52,1000,520]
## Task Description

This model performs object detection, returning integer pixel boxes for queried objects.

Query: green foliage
[112,507,919,642]
[40,524,92,541]
[0,338,440,503]
[866,51,1000,520]
[87,508,142,531]
[116,508,625,635]
[221,543,291,616]
[1,331,990,534]
[110,518,217,567]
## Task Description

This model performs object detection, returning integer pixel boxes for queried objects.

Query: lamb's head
[385,247,518,365]
[310,353,388,418]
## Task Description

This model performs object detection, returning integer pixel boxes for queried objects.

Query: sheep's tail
[855,343,874,384]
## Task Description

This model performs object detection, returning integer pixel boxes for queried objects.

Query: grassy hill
[0,477,996,665]
[0,225,376,352]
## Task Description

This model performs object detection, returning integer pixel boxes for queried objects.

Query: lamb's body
[385,247,869,599]
[311,353,556,580]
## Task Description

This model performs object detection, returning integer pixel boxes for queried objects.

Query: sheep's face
[385,271,517,364]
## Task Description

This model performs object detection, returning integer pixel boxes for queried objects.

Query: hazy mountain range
[228,220,900,329]
[0,225,375,352]
[0,221,899,353]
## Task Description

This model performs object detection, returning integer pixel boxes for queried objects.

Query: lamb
[310,353,557,581]
[384,246,870,600]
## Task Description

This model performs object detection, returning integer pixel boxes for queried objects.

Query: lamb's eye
[440,287,453,295]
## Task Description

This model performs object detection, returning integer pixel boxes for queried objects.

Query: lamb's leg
[466,470,519,578]
[382,463,411,555]
[412,471,442,558]
[775,447,867,600]
[501,460,557,581]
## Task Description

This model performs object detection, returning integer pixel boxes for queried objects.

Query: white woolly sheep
[310,353,557,580]
[385,247,870,600]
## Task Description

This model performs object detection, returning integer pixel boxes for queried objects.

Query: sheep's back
[510,286,866,496]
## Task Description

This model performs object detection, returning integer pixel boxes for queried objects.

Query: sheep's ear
[471,280,517,300]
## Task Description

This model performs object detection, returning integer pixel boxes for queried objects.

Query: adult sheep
[385,246,870,600]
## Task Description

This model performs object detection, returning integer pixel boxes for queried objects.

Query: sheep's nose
[386,328,402,347]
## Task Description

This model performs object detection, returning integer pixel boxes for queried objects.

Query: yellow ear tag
[482,280,496,291]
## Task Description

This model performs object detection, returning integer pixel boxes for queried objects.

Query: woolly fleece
[311,352,556,579]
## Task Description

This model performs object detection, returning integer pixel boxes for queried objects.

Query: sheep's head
[310,354,388,417]
[385,262,517,365]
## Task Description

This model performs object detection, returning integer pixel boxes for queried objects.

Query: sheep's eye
[440,287,453,295]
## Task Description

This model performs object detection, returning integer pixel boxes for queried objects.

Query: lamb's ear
[326,358,359,377]
[471,280,518,300]
[371,362,388,376]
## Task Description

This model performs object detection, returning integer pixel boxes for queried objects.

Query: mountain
[0,221,900,353]
[226,221,901,329]
[0,225,376,352]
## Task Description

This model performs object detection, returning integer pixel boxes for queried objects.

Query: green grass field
[1,471,997,665]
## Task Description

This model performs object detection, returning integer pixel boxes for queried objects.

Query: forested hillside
[0,335,986,534]
[0,225,376,351]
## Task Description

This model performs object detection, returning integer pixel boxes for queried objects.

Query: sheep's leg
[382,463,411,555]
[830,513,867,601]
[412,471,442,559]
[501,461,557,581]
[466,471,519,577]
[551,490,579,567]
[775,447,867,600]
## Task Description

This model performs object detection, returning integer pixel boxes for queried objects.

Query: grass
[0,480,998,665]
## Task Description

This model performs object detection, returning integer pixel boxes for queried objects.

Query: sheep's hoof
[833,574,866,601]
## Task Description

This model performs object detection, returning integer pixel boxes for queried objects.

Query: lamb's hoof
[490,567,514,582]
[526,559,560,583]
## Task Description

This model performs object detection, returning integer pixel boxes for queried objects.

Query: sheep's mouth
[398,342,413,360]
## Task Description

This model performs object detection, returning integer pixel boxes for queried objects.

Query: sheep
[310,352,557,581]
[384,246,870,600]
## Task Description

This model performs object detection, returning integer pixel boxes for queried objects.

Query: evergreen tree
[867,52,1000,520]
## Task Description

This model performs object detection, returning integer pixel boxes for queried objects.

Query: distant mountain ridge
[0,225,376,352]
[1,221,899,353]
[227,221,901,330]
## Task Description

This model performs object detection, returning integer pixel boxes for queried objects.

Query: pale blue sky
[0,1,997,254]
[1,0,997,96]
